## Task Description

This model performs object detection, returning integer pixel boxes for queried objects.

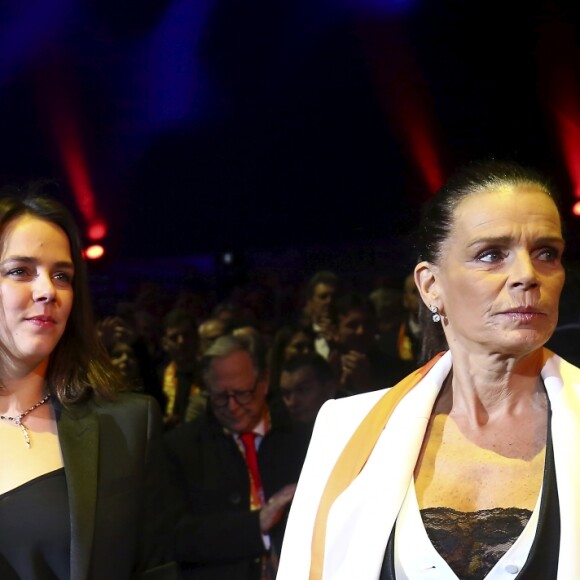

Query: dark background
[2,0,580,292]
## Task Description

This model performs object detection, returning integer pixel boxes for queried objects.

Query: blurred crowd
[95,269,426,432]
[93,268,432,577]
[96,263,580,433]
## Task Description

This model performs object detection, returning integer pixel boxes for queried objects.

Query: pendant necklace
[0,393,51,448]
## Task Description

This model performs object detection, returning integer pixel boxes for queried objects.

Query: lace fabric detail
[420,506,532,580]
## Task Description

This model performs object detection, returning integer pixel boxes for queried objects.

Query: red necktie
[239,431,264,508]
[240,432,277,579]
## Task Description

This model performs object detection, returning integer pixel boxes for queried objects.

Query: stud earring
[429,305,441,323]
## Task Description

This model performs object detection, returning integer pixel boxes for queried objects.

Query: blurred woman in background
[268,323,316,395]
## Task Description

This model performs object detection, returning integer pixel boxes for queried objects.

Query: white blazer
[277,350,580,580]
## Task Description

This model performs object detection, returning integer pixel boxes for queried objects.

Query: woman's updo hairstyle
[415,158,562,363]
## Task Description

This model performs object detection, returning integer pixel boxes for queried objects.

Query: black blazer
[56,392,182,579]
[165,399,311,580]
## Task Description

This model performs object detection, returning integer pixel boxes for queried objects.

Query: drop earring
[429,305,441,323]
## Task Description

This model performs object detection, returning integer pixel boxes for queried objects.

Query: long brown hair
[0,181,122,403]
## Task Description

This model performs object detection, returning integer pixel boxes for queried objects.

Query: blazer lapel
[541,351,580,578]
[322,352,453,580]
[57,402,100,580]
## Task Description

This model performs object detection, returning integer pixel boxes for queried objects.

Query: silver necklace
[0,393,51,448]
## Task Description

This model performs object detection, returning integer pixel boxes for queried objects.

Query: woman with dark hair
[0,183,180,579]
[278,160,579,579]
[267,323,316,394]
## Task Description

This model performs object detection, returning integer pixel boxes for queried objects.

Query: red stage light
[356,20,446,198]
[573,201,580,216]
[35,53,106,245]
[88,221,107,241]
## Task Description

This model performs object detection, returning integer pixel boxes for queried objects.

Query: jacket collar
[56,400,99,580]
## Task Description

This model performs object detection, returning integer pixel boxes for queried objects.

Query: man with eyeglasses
[165,334,311,580]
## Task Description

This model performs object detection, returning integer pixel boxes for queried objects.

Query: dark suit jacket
[165,398,311,580]
[56,392,182,579]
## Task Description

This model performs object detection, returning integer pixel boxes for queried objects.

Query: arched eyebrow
[467,235,565,248]
[1,256,75,270]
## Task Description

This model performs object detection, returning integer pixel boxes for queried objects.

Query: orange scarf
[309,352,445,580]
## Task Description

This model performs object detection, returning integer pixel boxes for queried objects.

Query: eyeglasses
[210,380,258,408]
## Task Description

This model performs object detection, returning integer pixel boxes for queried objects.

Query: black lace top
[420,506,532,579]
